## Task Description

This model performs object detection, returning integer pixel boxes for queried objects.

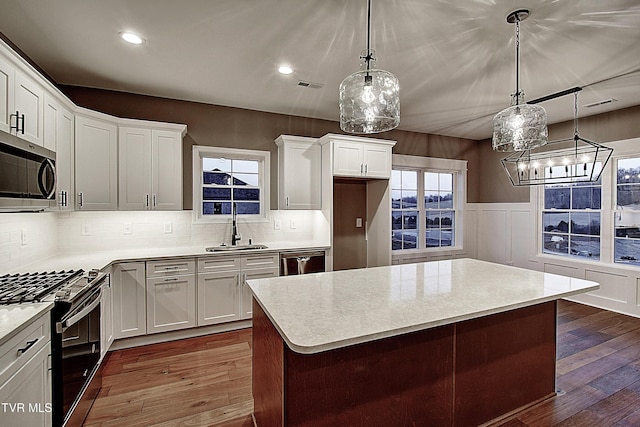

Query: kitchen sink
[205,244,269,252]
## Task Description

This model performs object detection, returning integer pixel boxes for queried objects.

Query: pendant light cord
[514,15,521,104]
[364,0,372,72]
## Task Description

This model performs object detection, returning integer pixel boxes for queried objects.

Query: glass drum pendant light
[339,0,400,134]
[492,9,547,152]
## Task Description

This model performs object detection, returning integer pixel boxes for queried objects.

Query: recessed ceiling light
[120,32,145,45]
[278,65,293,75]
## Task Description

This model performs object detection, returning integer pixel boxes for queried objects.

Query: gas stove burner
[0,270,84,304]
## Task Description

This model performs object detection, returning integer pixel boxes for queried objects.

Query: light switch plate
[20,230,27,246]
[290,219,297,229]
[123,223,132,235]
[164,222,173,234]
[81,224,90,236]
[356,217,363,228]
[274,219,281,230]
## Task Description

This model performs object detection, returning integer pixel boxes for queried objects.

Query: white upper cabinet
[0,56,44,146]
[75,114,118,210]
[119,126,184,211]
[0,55,14,134]
[275,135,321,210]
[321,134,395,179]
[44,94,74,209]
[13,70,44,146]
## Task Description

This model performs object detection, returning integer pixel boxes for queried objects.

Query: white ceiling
[1,0,639,140]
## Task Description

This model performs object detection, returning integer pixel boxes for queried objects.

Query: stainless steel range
[0,269,108,427]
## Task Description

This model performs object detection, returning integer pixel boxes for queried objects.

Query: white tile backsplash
[0,209,330,273]
[0,213,58,273]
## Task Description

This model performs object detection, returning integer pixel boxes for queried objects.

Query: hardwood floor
[83,300,640,426]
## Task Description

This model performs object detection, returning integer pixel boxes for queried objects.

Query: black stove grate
[0,270,84,304]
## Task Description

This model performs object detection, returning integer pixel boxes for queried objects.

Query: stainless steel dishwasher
[280,250,326,275]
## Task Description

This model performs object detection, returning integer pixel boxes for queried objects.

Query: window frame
[192,145,270,223]
[533,138,640,266]
[391,154,467,253]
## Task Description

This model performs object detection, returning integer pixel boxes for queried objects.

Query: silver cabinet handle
[360,164,363,175]
[146,194,149,208]
[163,277,178,282]
[153,194,157,209]
[286,196,289,208]
[365,164,368,175]
[78,192,84,207]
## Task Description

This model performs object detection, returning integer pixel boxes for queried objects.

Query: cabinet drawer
[198,256,241,273]
[0,311,50,385]
[241,253,279,270]
[147,259,195,277]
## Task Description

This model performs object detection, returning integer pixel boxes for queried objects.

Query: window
[542,179,601,260]
[392,170,418,249]
[425,172,455,248]
[615,157,640,265]
[192,146,270,222]
[391,155,465,252]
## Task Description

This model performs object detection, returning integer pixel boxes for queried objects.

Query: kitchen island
[247,258,599,427]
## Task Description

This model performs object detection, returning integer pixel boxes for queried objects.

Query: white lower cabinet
[112,262,147,339]
[0,311,52,427]
[197,269,241,325]
[197,253,279,325]
[146,259,196,334]
[109,254,279,341]
[100,273,114,358]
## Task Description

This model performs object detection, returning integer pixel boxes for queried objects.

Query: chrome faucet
[231,202,241,246]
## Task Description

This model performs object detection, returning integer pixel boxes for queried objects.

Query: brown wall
[474,105,640,203]
[60,86,480,208]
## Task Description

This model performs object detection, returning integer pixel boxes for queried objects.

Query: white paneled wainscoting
[467,202,640,318]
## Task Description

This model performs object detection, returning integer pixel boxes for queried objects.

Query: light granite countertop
[247,258,600,354]
[1,243,327,346]
[0,302,52,346]
[6,243,329,274]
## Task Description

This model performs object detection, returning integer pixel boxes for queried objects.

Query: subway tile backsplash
[1,210,330,273]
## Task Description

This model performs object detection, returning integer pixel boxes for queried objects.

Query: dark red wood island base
[252,299,557,427]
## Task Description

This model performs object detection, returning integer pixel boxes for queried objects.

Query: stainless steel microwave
[0,129,56,212]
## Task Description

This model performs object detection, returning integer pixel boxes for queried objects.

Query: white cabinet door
[56,107,74,210]
[152,129,182,210]
[13,70,44,146]
[0,344,52,427]
[118,127,182,211]
[112,262,146,338]
[0,56,14,134]
[75,115,118,210]
[100,278,114,358]
[118,126,152,210]
[241,267,279,319]
[146,275,196,334]
[333,140,364,177]
[363,144,392,178]
[197,271,241,326]
[44,94,75,209]
[276,136,321,209]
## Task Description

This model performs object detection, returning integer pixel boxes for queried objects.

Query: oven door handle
[56,288,102,334]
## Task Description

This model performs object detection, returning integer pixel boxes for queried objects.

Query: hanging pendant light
[501,89,613,186]
[492,9,547,152]
[339,0,400,134]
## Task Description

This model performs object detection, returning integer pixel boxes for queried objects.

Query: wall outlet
[81,224,91,236]
[164,222,173,234]
[290,219,297,229]
[274,219,281,230]
[20,230,27,247]
[356,217,363,228]
[123,223,132,235]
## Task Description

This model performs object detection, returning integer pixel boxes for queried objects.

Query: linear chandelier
[339,0,400,134]
[501,89,614,186]
[492,9,548,152]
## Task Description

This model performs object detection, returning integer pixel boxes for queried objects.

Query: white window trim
[192,145,270,223]
[533,136,640,266]
[392,154,467,254]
